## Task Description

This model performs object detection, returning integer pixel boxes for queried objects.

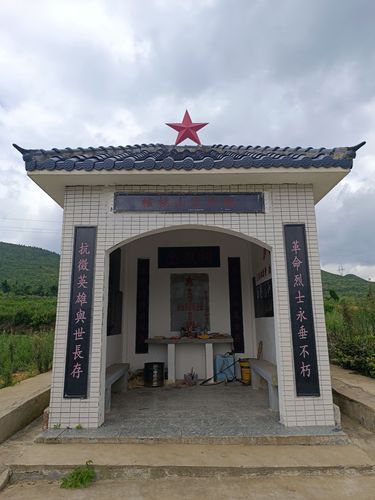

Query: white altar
[145,337,234,384]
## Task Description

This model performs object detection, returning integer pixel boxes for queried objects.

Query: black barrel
[144,362,165,387]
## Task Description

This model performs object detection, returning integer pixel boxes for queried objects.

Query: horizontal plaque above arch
[114,192,264,213]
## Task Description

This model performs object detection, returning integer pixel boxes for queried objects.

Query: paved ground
[39,383,343,444]
[1,367,375,498]
[3,474,375,500]
[0,415,370,470]
[1,413,374,497]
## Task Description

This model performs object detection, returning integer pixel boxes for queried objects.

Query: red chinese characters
[291,239,311,379]
[142,197,153,209]
[114,192,265,214]
[78,258,89,272]
[70,240,92,380]
[285,225,320,396]
[75,291,87,307]
[159,197,169,208]
[64,227,96,398]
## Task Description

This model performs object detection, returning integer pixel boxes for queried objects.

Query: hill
[0,242,59,296]
[0,241,371,300]
[321,269,370,299]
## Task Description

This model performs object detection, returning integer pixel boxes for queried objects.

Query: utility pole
[338,265,344,276]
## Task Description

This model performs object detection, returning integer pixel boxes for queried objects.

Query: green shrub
[0,349,13,388]
[330,334,375,378]
[60,461,96,489]
[326,296,375,379]
[31,332,54,373]
[13,309,32,326]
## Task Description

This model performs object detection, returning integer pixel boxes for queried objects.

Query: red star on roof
[166,110,208,146]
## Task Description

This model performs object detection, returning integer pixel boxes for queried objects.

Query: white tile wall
[49,183,334,428]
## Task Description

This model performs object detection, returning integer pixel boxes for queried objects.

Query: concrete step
[3,437,375,483]
[8,462,375,483]
[0,468,11,491]
[35,427,349,445]
[2,418,375,484]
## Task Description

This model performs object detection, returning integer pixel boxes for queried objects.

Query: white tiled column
[49,187,107,429]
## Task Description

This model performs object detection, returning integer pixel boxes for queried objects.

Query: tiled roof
[14,142,366,173]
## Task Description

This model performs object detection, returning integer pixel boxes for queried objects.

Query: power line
[0,227,60,234]
[0,217,61,223]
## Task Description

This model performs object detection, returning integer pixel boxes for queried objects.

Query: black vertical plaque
[253,278,274,318]
[135,259,150,354]
[107,248,123,336]
[228,257,245,353]
[64,226,97,398]
[284,224,320,397]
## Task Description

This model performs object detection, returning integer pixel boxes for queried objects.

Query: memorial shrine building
[15,133,365,431]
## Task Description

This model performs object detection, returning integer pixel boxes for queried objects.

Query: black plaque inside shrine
[107,248,123,336]
[284,224,320,397]
[158,246,220,268]
[135,259,150,354]
[228,257,245,353]
[64,226,96,399]
[253,278,274,318]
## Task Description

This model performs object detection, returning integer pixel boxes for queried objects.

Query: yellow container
[239,358,251,385]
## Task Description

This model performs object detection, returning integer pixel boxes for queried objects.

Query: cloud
[0,0,373,277]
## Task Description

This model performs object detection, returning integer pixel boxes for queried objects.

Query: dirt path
[3,474,375,500]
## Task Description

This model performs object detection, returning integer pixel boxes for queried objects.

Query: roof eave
[27,166,350,208]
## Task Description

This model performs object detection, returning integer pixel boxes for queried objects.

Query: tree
[34,284,44,296]
[329,289,339,302]
[1,280,11,293]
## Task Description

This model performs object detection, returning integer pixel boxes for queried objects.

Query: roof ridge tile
[17,141,365,173]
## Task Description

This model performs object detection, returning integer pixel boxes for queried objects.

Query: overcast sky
[0,0,374,280]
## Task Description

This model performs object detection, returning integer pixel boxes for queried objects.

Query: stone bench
[105,363,129,411]
[249,359,279,412]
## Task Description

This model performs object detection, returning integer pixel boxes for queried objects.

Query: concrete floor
[39,383,343,443]
[106,383,281,439]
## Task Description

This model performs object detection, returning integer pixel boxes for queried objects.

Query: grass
[0,293,56,331]
[0,330,54,388]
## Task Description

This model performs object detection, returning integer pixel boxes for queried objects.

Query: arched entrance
[102,225,279,437]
